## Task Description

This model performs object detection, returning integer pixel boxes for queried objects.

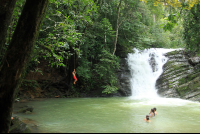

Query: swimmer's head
[146,115,149,120]
[151,108,155,116]
[154,107,156,111]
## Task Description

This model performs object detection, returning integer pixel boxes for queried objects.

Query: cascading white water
[127,48,176,99]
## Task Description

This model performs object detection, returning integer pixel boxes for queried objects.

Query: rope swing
[72,51,77,84]
[74,52,75,69]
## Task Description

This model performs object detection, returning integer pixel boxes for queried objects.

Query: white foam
[127,48,177,99]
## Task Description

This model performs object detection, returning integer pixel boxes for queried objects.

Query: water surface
[14,97,200,133]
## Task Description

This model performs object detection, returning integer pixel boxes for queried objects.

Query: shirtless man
[72,69,77,84]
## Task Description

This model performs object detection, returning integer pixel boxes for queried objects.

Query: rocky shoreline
[11,100,38,133]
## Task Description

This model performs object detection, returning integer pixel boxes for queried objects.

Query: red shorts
[73,75,77,80]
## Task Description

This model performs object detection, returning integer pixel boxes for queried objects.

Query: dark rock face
[112,58,132,96]
[149,52,158,72]
[9,116,31,133]
[156,50,200,101]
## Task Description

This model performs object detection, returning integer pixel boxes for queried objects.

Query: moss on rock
[166,50,181,56]
[176,85,189,97]
[156,49,200,100]
[9,116,31,133]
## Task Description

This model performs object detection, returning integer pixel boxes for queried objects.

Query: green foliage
[102,85,118,94]
[25,57,40,77]
[76,57,92,86]
[93,50,120,94]
[101,18,115,36]
[21,80,39,91]
[115,0,155,51]
[66,86,81,98]
[163,13,178,32]
[38,2,82,68]
[169,20,185,48]
[183,4,200,53]
[37,0,99,68]
[149,22,171,48]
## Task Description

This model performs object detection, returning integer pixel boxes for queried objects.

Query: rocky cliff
[156,50,200,101]
[114,58,132,96]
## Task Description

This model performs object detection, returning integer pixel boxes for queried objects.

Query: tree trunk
[0,0,49,133]
[153,14,155,22]
[113,0,122,55]
[0,0,17,61]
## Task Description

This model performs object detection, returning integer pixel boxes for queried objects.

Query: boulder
[112,58,132,96]
[17,105,34,113]
[9,116,31,133]
[188,57,200,66]
[149,52,158,72]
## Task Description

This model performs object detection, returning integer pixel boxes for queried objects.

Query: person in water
[72,69,77,84]
[153,107,157,115]
[144,115,151,122]
[149,108,155,117]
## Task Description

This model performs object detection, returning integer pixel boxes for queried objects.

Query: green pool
[13,97,200,133]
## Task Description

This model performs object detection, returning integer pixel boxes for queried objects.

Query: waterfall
[127,48,176,99]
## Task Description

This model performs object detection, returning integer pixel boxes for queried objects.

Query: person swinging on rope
[72,69,77,84]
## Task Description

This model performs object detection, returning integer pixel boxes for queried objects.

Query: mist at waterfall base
[13,48,200,133]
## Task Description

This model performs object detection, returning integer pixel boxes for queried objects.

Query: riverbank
[12,98,47,133]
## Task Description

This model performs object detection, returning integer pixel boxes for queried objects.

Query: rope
[74,52,75,69]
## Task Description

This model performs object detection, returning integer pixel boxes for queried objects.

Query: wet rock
[9,116,31,133]
[17,105,34,113]
[183,91,200,100]
[15,98,20,102]
[188,57,200,66]
[149,52,158,72]
[112,58,132,96]
[156,50,200,101]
